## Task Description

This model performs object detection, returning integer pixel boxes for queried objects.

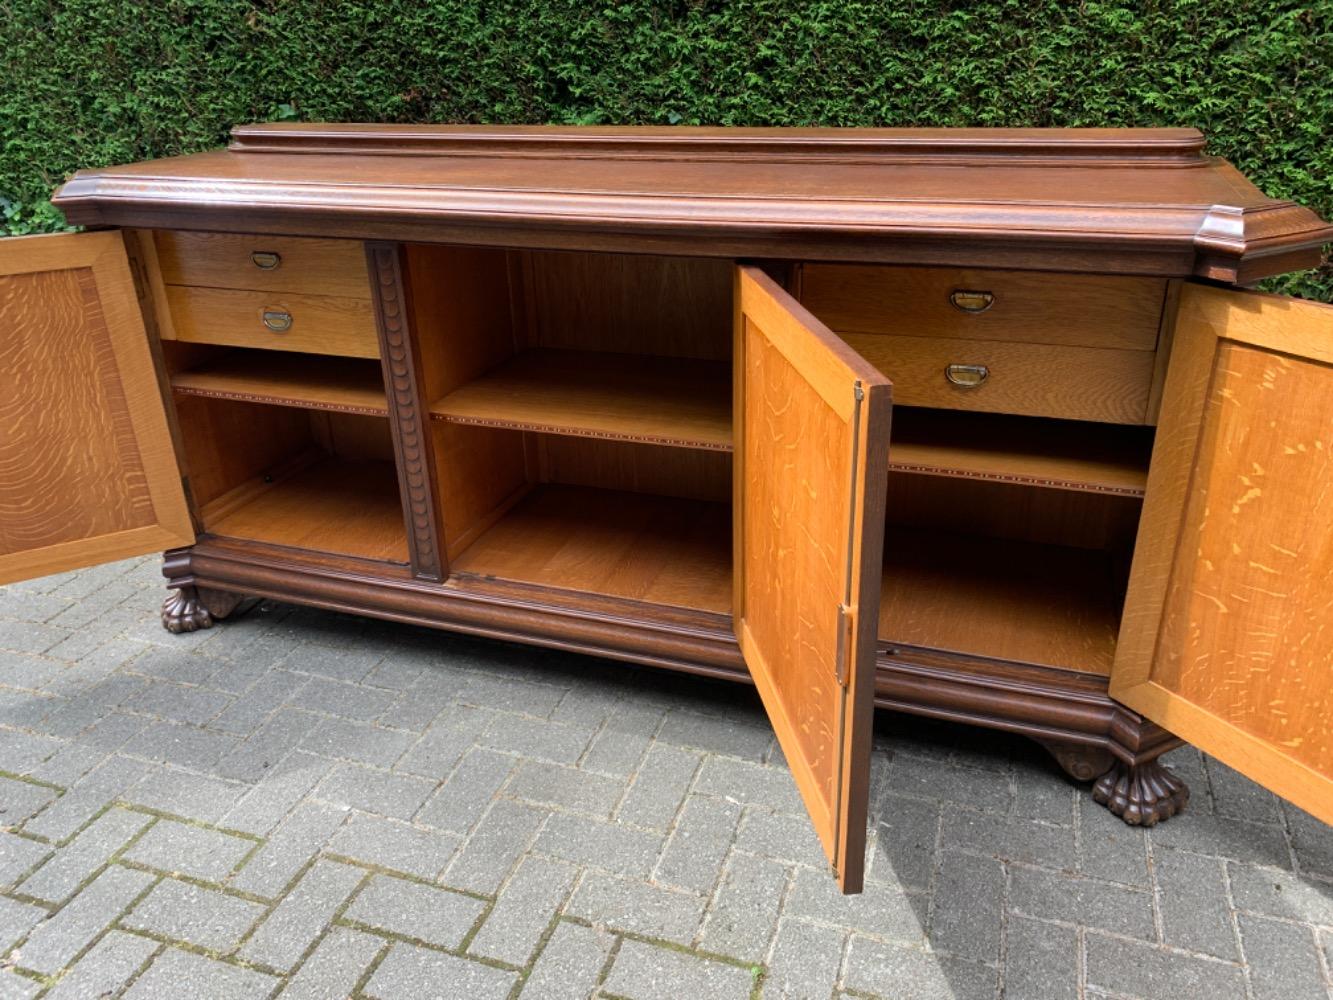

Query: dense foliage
[3,1,1329,297]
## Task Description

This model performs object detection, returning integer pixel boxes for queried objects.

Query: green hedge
[3,1,1329,298]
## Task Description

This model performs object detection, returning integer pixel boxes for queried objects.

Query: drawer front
[843,333,1154,423]
[155,232,370,299]
[165,286,380,359]
[801,265,1166,351]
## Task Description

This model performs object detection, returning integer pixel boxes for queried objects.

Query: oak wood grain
[171,351,388,415]
[156,231,371,299]
[166,285,379,358]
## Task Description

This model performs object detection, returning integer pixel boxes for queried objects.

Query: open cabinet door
[1111,283,1333,825]
[734,266,892,892]
[0,231,194,585]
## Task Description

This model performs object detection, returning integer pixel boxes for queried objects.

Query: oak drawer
[164,286,380,359]
[155,232,370,299]
[801,265,1166,351]
[842,333,1154,423]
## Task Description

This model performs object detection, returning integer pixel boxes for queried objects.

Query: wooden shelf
[888,408,1152,496]
[431,349,733,451]
[451,484,732,613]
[878,528,1121,675]
[172,352,388,416]
[202,455,407,562]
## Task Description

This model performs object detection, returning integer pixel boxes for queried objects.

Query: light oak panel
[166,285,379,358]
[735,265,891,892]
[156,231,371,298]
[0,231,193,584]
[171,351,388,415]
[844,332,1154,423]
[538,436,731,504]
[432,349,732,450]
[1112,283,1333,825]
[801,264,1166,350]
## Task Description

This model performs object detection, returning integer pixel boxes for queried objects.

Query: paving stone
[699,853,787,963]
[126,681,232,726]
[0,832,51,888]
[44,929,158,1000]
[1084,932,1247,998]
[415,748,515,833]
[866,795,940,891]
[657,708,773,762]
[209,671,302,736]
[507,759,624,816]
[519,921,616,1000]
[886,752,1012,814]
[364,942,517,1000]
[327,812,458,881]
[763,918,844,1000]
[693,757,804,813]
[613,743,698,828]
[1009,866,1156,941]
[18,807,150,903]
[0,620,70,656]
[125,646,227,687]
[313,762,434,820]
[0,728,64,772]
[604,938,753,1000]
[378,675,461,731]
[655,794,741,892]
[279,925,384,1000]
[213,709,322,782]
[229,799,348,898]
[123,719,241,770]
[1004,915,1078,1000]
[1076,792,1151,886]
[300,718,414,768]
[240,860,365,972]
[469,856,577,965]
[445,799,547,894]
[0,778,58,827]
[734,807,828,870]
[929,849,1003,961]
[941,804,1076,870]
[1227,863,1333,926]
[785,866,926,944]
[0,969,40,999]
[580,727,651,777]
[18,865,153,975]
[277,643,383,684]
[24,741,105,787]
[124,946,279,999]
[1238,913,1327,1000]
[75,712,150,753]
[843,935,998,1000]
[453,670,565,718]
[344,873,485,948]
[1154,847,1238,959]
[1147,808,1292,869]
[394,705,490,778]
[222,751,337,837]
[123,877,266,951]
[534,810,663,878]
[0,895,48,952]
[124,820,254,881]
[22,755,151,840]
[285,676,396,721]
[477,713,590,764]
[567,871,704,943]
[1207,759,1283,825]
[1283,802,1333,879]
[122,766,246,825]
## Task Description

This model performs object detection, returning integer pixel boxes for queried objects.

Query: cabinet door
[1111,282,1333,824]
[0,231,194,585]
[734,265,892,892]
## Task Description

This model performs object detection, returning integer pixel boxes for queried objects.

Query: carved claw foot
[1092,758,1190,826]
[161,586,244,634]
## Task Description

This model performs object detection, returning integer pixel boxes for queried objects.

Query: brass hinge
[853,381,864,402]
[835,603,857,687]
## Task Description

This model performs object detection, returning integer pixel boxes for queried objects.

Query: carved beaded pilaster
[367,242,446,581]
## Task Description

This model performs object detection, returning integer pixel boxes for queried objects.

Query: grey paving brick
[941,804,1076,870]
[121,766,246,825]
[415,748,514,833]
[377,675,461,731]
[124,820,254,881]
[239,860,365,972]
[123,877,266,951]
[453,670,565,718]
[0,728,64,772]
[125,646,226,687]
[1010,866,1155,941]
[1084,932,1246,998]
[212,709,321,782]
[887,752,1012,813]
[0,895,48,952]
[0,620,70,656]
[0,832,50,888]
[1076,792,1150,886]
[1154,847,1239,959]
[1239,913,1327,1000]
[365,942,517,1000]
[279,925,384,1000]
[124,946,279,1000]
[229,800,348,898]
[74,712,150,753]
[44,929,158,1000]
[1004,915,1078,1000]
[0,653,58,692]
[277,643,383,684]
[614,743,698,828]
[445,799,547,894]
[929,849,1003,962]
[604,939,754,1000]
[734,808,828,870]
[693,757,804,813]
[210,671,303,736]
[126,681,232,726]
[18,865,153,975]
[866,795,940,891]
[344,873,485,948]
[1147,808,1291,869]
[763,918,844,1000]
[26,741,107,787]
[655,794,741,893]
[519,921,616,1000]
[567,870,704,944]
[327,812,459,881]
[394,705,490,778]
[364,653,428,691]
[22,755,151,840]
[1284,803,1333,879]
[469,856,577,965]
[1227,863,1333,926]
[844,935,998,1000]
[477,713,590,764]
[18,807,149,903]
[312,763,434,820]
[1207,759,1283,825]
[300,718,414,768]
[699,852,787,963]
[534,810,663,878]
[222,751,337,837]
[785,866,926,944]
[580,727,651,777]
[0,778,58,827]
[285,676,396,721]
[657,708,773,762]
[507,759,624,816]
[122,719,242,770]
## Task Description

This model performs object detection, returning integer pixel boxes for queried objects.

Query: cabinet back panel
[537,436,731,503]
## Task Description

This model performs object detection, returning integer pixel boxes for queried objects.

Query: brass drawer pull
[945,363,989,387]
[251,251,282,270]
[261,308,293,332]
[949,289,994,313]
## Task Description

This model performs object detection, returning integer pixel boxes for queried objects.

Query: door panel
[734,265,892,892]
[0,231,194,584]
[1111,282,1333,824]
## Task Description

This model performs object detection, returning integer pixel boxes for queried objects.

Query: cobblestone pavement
[0,557,1329,999]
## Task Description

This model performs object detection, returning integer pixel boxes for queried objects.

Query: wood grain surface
[171,351,388,415]
[156,231,371,298]
[166,285,379,358]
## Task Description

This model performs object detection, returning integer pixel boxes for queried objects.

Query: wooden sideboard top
[54,124,1332,282]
